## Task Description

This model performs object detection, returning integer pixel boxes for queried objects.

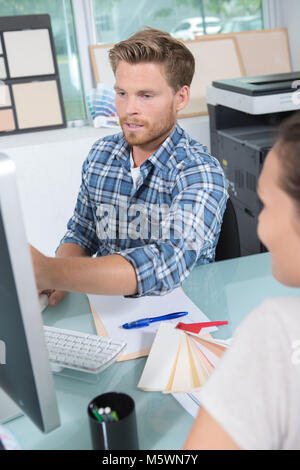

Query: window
[93,0,264,44]
[174,22,191,33]
[220,16,263,33]
[0,0,86,122]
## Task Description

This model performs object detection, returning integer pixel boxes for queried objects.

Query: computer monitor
[0,153,60,433]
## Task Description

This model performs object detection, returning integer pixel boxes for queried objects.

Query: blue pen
[122,311,188,329]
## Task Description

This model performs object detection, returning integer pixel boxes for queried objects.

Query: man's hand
[30,244,49,290]
[30,245,66,305]
[32,241,89,307]
[39,289,67,307]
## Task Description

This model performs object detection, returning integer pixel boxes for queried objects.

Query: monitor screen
[0,153,60,433]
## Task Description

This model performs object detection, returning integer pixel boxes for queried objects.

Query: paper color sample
[138,323,229,394]
[12,81,63,129]
[0,109,15,131]
[4,29,55,78]
[164,333,199,393]
[136,324,183,391]
[0,57,6,79]
[88,287,217,361]
[0,84,11,107]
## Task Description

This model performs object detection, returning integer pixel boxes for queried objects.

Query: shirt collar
[147,122,184,171]
[113,134,131,170]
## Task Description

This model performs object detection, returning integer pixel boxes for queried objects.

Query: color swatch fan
[86,84,119,128]
[137,323,229,393]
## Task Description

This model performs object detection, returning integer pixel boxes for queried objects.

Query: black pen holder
[88,392,139,450]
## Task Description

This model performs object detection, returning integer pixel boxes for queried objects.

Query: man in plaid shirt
[30,28,227,304]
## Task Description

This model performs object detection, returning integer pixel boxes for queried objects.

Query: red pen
[176,321,228,334]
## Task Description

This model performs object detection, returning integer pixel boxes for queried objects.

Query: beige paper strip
[189,337,214,376]
[188,337,211,386]
[165,336,183,392]
[164,334,199,393]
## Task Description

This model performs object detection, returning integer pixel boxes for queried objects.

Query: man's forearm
[39,252,138,296]
[55,242,89,258]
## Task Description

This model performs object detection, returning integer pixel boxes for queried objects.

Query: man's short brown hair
[109,27,195,93]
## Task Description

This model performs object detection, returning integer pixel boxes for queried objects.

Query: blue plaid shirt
[59,123,228,296]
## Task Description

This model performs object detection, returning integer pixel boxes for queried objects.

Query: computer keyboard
[43,326,126,375]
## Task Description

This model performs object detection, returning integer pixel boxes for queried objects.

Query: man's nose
[125,96,139,115]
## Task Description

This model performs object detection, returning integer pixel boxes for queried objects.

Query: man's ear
[175,85,190,113]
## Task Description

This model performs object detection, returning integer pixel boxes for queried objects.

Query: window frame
[262,0,282,28]
[71,0,96,107]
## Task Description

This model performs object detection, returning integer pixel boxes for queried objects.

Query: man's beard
[120,107,176,148]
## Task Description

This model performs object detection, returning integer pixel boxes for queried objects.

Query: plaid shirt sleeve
[120,159,228,297]
[57,155,99,256]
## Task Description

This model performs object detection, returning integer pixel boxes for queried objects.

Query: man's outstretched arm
[30,244,138,297]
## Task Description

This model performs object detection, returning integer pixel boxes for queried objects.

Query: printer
[207,72,300,256]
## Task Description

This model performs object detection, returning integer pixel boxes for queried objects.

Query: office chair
[215,198,241,261]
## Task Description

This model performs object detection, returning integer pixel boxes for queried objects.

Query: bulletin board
[0,14,66,136]
[180,36,244,117]
[230,28,292,77]
[89,43,114,85]
[179,28,291,115]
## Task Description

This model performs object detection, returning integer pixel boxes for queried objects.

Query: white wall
[1,117,210,256]
[277,0,300,71]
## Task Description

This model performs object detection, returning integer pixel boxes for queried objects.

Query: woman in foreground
[184,112,300,450]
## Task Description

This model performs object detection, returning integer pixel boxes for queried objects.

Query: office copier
[207,72,300,256]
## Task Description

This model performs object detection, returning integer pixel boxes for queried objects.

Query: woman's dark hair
[277,112,300,210]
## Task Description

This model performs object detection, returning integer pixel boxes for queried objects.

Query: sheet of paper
[88,287,216,360]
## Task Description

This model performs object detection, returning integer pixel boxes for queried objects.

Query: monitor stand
[0,388,23,424]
